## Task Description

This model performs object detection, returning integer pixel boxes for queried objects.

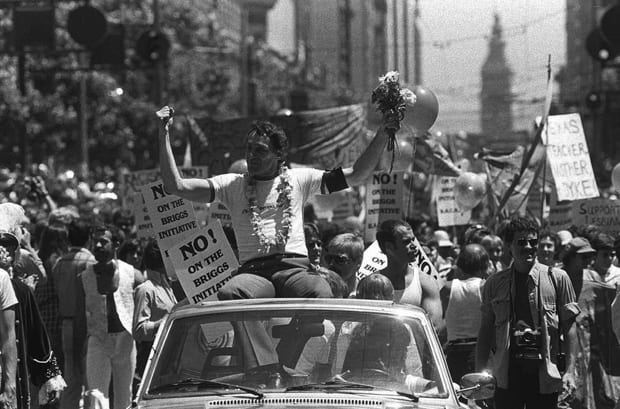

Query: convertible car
[134,298,494,409]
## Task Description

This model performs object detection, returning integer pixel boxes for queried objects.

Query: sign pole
[539,55,552,226]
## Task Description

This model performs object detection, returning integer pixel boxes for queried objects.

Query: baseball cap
[433,230,453,248]
[566,237,596,255]
[557,230,573,246]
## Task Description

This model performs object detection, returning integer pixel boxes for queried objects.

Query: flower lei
[371,71,416,172]
[245,165,293,253]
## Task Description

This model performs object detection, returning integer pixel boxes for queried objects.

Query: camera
[513,327,543,361]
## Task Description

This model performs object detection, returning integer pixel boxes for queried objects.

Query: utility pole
[413,0,422,84]
[153,0,163,105]
[79,52,89,178]
[240,7,249,116]
[17,49,31,170]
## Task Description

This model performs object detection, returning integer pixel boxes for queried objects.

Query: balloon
[381,126,416,172]
[228,159,248,174]
[612,162,620,192]
[454,172,486,211]
[403,85,439,133]
[392,138,415,172]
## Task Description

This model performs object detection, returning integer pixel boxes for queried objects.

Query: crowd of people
[0,108,620,409]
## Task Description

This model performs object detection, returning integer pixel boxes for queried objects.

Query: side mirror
[457,372,496,401]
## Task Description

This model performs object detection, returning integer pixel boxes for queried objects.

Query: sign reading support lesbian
[545,114,598,201]
[168,222,239,304]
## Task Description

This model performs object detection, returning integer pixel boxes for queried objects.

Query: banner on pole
[545,114,598,201]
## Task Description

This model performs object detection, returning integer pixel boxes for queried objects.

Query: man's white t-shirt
[0,268,18,310]
[210,168,324,264]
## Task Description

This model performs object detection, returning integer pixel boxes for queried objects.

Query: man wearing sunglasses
[476,216,580,409]
[324,233,364,296]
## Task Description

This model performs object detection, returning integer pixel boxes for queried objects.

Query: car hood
[136,392,461,409]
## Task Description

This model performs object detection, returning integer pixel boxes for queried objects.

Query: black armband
[321,167,348,194]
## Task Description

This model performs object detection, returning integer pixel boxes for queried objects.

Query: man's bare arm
[157,106,214,203]
[420,272,445,336]
[475,309,494,371]
[342,121,391,187]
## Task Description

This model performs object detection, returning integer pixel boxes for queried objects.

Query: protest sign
[331,190,356,227]
[545,114,598,201]
[573,199,620,238]
[358,238,439,281]
[139,181,200,246]
[139,181,202,279]
[364,172,404,243]
[359,241,387,279]
[434,176,471,227]
[120,166,208,210]
[129,192,153,240]
[208,202,233,225]
[168,222,239,304]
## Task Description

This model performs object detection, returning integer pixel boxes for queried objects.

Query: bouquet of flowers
[371,71,416,171]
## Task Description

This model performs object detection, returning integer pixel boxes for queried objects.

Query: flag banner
[481,146,544,216]
[545,114,599,201]
[412,136,462,177]
[195,104,370,175]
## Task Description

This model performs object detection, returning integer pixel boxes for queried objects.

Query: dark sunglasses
[516,238,538,247]
[325,254,353,265]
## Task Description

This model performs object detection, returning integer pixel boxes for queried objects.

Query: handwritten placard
[545,114,598,201]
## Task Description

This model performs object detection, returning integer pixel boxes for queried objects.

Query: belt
[446,337,477,345]
[245,253,307,264]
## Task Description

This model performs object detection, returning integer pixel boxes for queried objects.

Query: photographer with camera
[475,217,580,409]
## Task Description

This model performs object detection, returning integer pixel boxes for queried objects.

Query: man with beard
[375,220,443,333]
[475,217,579,409]
[74,225,144,409]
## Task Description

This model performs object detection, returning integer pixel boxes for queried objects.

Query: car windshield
[146,306,448,399]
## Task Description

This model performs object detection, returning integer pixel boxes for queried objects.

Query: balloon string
[386,127,397,173]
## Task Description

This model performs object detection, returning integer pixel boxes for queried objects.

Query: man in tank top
[375,220,444,335]
[440,244,488,381]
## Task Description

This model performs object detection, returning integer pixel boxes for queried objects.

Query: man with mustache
[476,216,579,409]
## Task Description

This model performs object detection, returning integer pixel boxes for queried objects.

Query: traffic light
[67,5,107,48]
[585,91,602,110]
[13,6,55,50]
[586,5,620,63]
[90,23,125,67]
[135,30,170,63]
[585,29,617,63]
